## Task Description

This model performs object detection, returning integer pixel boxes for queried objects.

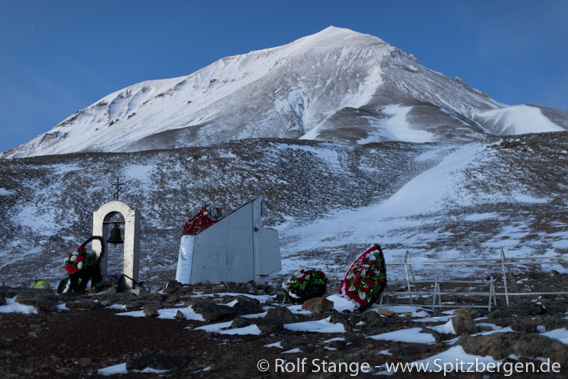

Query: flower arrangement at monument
[283,268,328,303]
[64,246,97,275]
[58,236,106,294]
[338,244,387,310]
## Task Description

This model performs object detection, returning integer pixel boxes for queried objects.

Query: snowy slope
[278,134,568,284]
[4,26,568,159]
[1,132,568,289]
[473,104,566,135]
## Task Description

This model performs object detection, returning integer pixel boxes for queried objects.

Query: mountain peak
[309,25,374,39]
[290,26,387,51]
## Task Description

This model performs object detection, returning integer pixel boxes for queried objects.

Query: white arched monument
[92,201,140,290]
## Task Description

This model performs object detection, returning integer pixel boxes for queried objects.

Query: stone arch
[92,201,140,290]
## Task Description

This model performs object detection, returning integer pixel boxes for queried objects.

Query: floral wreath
[64,245,98,275]
[282,268,328,302]
[338,244,387,309]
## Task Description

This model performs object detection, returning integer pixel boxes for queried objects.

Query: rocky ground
[2,270,568,378]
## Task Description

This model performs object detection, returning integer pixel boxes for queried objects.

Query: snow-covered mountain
[1,26,568,290]
[3,26,568,159]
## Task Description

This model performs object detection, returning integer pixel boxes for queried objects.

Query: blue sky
[1,0,567,153]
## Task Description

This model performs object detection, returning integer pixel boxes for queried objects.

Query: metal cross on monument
[112,177,124,201]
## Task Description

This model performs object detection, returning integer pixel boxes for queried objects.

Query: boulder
[451,308,477,335]
[164,280,182,294]
[377,309,397,318]
[510,320,538,333]
[95,293,121,307]
[265,306,297,323]
[231,295,264,315]
[255,318,284,334]
[360,311,385,332]
[15,289,57,312]
[65,299,103,310]
[245,281,259,295]
[125,300,146,310]
[329,310,353,332]
[231,317,250,329]
[143,304,161,317]
[302,297,333,314]
[420,327,442,343]
[192,300,236,322]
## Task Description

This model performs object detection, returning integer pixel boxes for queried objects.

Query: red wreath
[338,244,387,309]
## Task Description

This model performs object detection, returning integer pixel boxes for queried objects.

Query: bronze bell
[107,222,124,245]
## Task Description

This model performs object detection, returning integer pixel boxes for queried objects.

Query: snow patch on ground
[541,328,568,344]
[117,305,205,321]
[98,363,168,376]
[284,316,346,334]
[0,297,38,314]
[327,294,357,312]
[368,327,437,344]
